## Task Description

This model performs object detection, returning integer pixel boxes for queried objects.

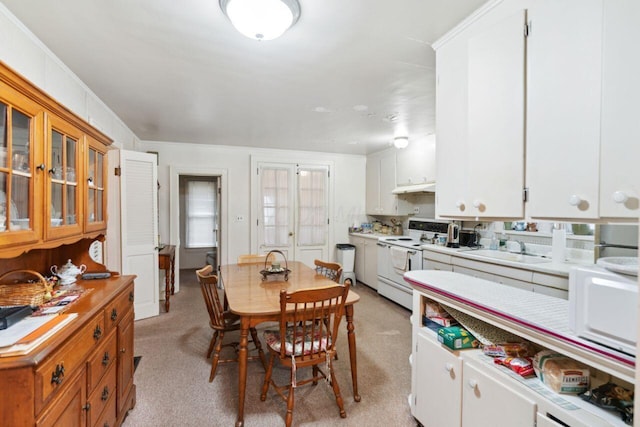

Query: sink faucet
[515,240,526,254]
[472,223,482,247]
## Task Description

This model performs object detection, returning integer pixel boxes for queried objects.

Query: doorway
[251,158,333,267]
[169,166,229,293]
[178,175,220,269]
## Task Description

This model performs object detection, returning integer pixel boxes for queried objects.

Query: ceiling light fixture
[394,136,409,149]
[219,0,301,41]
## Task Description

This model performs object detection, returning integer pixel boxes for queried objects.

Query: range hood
[392,182,437,194]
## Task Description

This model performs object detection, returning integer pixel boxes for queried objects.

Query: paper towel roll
[552,229,566,262]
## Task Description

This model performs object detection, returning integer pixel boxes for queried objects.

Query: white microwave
[569,265,638,356]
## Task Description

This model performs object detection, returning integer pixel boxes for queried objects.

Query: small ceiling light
[220,0,301,41]
[394,136,409,149]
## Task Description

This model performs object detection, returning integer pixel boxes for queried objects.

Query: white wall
[139,141,366,266]
[0,5,139,150]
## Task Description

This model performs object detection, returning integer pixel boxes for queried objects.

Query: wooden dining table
[219,260,361,427]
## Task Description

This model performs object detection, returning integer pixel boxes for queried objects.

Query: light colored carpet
[122,269,417,427]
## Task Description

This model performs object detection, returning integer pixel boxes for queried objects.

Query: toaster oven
[568,265,638,356]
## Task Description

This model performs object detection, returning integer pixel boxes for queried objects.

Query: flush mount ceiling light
[220,0,301,41]
[394,136,409,149]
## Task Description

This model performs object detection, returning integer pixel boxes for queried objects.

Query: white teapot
[51,259,87,285]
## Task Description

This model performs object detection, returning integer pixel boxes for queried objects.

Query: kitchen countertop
[421,243,594,277]
[350,231,594,276]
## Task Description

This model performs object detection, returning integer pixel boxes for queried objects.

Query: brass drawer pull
[50,363,65,385]
[93,325,102,340]
[101,386,109,401]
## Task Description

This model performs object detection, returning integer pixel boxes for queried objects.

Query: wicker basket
[0,269,54,307]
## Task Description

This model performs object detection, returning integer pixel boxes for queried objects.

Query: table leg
[164,269,170,312]
[170,257,175,295]
[236,317,249,427]
[345,305,361,402]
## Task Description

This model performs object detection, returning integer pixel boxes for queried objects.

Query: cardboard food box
[437,326,479,350]
[422,315,459,332]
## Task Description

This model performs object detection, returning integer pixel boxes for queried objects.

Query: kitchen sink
[460,249,552,264]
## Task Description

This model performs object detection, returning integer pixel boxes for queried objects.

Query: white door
[255,162,330,267]
[120,150,159,320]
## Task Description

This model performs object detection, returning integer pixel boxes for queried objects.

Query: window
[297,168,327,246]
[186,180,217,248]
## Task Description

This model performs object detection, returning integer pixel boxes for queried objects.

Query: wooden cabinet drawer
[87,363,117,427]
[94,392,117,427]
[87,329,117,392]
[36,369,86,427]
[104,284,134,333]
[35,313,106,414]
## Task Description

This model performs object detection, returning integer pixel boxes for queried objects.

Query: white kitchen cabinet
[395,138,436,187]
[349,234,378,288]
[435,5,526,218]
[413,332,462,427]
[412,332,536,427]
[462,360,537,427]
[598,0,640,219]
[366,149,410,216]
[526,0,603,220]
[436,0,639,222]
[411,285,629,427]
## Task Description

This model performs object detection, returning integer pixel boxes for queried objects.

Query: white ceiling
[2,0,486,155]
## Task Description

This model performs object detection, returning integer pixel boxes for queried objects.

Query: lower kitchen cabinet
[461,360,536,427]
[413,330,535,427]
[413,332,462,427]
[410,284,632,427]
[349,234,378,288]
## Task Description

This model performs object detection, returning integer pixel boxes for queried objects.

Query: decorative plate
[596,257,638,276]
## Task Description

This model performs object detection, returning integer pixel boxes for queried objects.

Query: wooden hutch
[0,62,136,426]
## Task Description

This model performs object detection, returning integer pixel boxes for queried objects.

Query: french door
[253,161,330,268]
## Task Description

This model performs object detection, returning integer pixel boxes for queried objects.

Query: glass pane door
[0,102,33,232]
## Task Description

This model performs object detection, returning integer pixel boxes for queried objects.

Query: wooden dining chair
[195,265,267,382]
[237,253,275,265]
[260,279,352,427]
[314,259,343,283]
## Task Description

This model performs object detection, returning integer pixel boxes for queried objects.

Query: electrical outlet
[413,207,420,214]
[235,215,245,222]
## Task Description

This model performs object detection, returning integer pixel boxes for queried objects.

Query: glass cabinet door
[85,137,107,232]
[46,115,82,239]
[0,91,42,245]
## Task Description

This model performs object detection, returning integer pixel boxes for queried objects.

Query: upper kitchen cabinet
[435,4,526,219]
[395,137,436,188]
[366,149,410,216]
[526,0,603,220]
[0,62,112,257]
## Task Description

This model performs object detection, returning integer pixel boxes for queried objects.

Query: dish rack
[0,269,54,307]
[259,250,291,281]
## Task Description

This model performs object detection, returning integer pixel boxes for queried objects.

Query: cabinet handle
[444,363,454,372]
[101,386,110,401]
[93,325,102,340]
[612,191,629,204]
[455,201,465,211]
[467,379,478,389]
[36,164,46,171]
[48,167,57,176]
[129,292,134,302]
[82,403,91,411]
[121,347,127,354]
[51,363,65,385]
[111,308,118,321]
[102,351,110,366]
[87,176,94,184]
[568,194,582,206]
